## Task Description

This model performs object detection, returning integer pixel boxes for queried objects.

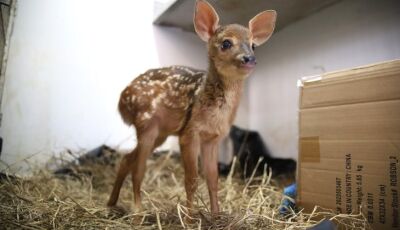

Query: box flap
[300,59,400,109]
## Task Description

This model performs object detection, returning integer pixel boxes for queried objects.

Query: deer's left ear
[249,10,277,46]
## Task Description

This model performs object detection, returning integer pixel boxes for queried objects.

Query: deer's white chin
[216,63,253,80]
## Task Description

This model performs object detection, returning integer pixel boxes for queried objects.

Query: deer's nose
[242,55,256,65]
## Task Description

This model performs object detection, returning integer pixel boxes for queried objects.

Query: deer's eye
[221,40,232,50]
[252,44,256,51]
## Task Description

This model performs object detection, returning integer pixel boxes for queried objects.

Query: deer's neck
[200,61,244,109]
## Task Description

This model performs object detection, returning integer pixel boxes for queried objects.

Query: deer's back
[118,66,206,133]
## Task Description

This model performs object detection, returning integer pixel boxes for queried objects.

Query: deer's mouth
[239,62,256,70]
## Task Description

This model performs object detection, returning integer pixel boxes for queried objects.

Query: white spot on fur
[195,87,201,95]
[151,92,166,108]
[143,112,151,120]
[184,68,195,75]
[151,99,157,109]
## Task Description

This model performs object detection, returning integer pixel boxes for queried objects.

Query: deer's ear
[194,0,219,42]
[249,10,277,46]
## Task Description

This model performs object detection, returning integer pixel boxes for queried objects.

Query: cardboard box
[298,60,400,230]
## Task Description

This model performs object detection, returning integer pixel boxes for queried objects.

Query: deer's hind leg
[107,148,138,207]
[130,124,167,211]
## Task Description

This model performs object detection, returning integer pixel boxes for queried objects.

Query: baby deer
[108,0,276,216]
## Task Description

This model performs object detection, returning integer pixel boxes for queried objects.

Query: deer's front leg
[179,133,200,214]
[201,140,219,215]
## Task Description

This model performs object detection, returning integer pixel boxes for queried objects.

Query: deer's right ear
[194,0,219,42]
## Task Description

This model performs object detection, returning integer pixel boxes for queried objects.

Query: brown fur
[108,0,277,217]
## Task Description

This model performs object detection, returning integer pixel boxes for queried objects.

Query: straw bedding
[0,149,370,229]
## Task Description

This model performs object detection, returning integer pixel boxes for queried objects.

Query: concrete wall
[249,0,400,159]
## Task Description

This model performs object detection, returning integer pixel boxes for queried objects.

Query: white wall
[249,0,400,159]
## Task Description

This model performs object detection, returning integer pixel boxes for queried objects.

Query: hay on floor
[0,150,370,229]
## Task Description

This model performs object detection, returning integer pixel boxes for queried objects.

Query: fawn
[107,0,276,216]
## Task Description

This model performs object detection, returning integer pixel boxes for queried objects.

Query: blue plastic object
[280,183,297,215]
